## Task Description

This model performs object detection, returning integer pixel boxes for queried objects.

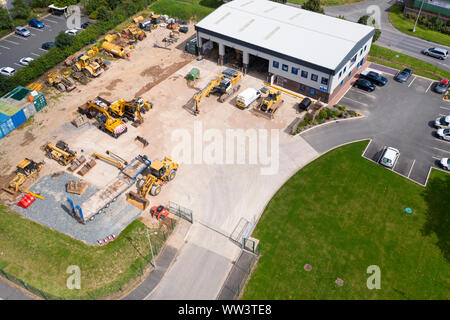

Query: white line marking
[425,82,432,93]
[44,19,58,24]
[0,45,10,50]
[3,39,19,45]
[12,35,27,41]
[440,106,450,111]
[38,48,48,52]
[433,147,450,153]
[32,28,44,32]
[351,89,376,98]
[408,76,416,87]
[407,159,416,178]
[432,156,441,160]
[341,96,368,106]
[439,113,446,116]
[14,63,22,67]
[30,52,40,57]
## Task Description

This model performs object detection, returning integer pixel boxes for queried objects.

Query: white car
[380,147,400,168]
[436,128,450,141]
[19,57,34,66]
[0,67,16,77]
[435,115,450,129]
[65,29,81,36]
[440,158,449,170]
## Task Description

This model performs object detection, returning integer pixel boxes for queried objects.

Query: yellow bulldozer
[192,69,243,115]
[78,97,128,138]
[43,141,77,166]
[2,158,44,195]
[45,72,77,92]
[253,89,284,119]
[72,54,103,78]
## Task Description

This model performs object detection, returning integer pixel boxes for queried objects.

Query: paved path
[288,0,450,71]
[0,278,31,300]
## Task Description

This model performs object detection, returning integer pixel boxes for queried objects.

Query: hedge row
[403,11,450,35]
[0,0,153,96]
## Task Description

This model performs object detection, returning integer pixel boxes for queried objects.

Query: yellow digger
[2,159,44,195]
[43,141,77,166]
[253,89,284,119]
[192,69,243,115]
[78,97,128,138]
[109,97,152,124]
[72,54,103,78]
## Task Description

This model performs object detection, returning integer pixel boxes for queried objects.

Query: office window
[299,84,306,91]
[309,88,316,96]
[348,71,352,78]
[364,45,367,51]
[321,77,328,85]
[360,49,363,55]
[311,74,318,82]
[343,66,347,73]
[273,61,279,68]
[282,64,288,71]
[301,70,308,78]
[340,80,343,87]
[339,71,342,78]
[291,67,299,75]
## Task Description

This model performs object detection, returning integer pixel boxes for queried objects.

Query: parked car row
[354,70,388,92]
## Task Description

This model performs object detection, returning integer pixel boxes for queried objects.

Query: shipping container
[0,113,14,138]
[1,86,47,112]
[22,102,37,119]
[0,100,27,128]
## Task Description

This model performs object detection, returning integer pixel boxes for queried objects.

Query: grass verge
[0,206,172,299]
[368,45,450,81]
[150,0,215,21]
[389,4,450,47]
[288,0,365,7]
[242,141,449,299]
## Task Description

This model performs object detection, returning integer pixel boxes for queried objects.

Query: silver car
[422,47,448,60]
[15,26,31,37]
[436,128,450,141]
[435,115,450,129]
[440,158,449,171]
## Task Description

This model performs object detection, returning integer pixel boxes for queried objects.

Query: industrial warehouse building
[195,0,376,102]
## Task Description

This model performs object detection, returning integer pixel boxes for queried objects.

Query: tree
[55,31,75,48]
[53,0,78,7]
[373,29,381,43]
[301,0,324,14]
[357,15,369,25]
[96,5,113,22]
[358,14,382,43]
[0,7,13,30]
[11,0,31,19]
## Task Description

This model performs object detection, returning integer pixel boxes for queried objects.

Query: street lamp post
[413,0,426,33]
[146,229,158,269]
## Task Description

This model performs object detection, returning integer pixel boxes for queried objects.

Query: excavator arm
[193,78,222,115]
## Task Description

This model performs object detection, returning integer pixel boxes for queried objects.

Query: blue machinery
[66,154,151,224]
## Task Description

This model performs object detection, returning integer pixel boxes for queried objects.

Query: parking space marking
[0,45,10,50]
[32,28,44,32]
[407,159,416,178]
[425,82,433,93]
[12,35,28,41]
[38,48,48,52]
[433,147,450,153]
[432,156,441,160]
[30,52,40,57]
[349,89,376,99]
[440,106,450,111]
[13,63,22,67]
[341,96,368,107]
[3,39,19,45]
[408,76,416,87]
[44,19,59,24]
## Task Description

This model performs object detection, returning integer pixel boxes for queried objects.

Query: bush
[373,29,381,43]
[0,7,13,31]
[302,0,324,14]
[358,15,369,25]
[55,32,75,48]
[11,0,31,19]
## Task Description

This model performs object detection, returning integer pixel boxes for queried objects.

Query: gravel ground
[13,172,142,245]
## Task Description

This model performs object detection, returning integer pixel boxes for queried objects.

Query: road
[0,14,88,71]
[0,278,31,300]
[288,0,450,72]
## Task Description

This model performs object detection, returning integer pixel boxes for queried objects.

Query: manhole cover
[304,264,312,271]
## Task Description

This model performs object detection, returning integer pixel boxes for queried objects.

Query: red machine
[150,205,169,220]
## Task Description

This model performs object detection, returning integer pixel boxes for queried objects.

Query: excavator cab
[149,160,167,180]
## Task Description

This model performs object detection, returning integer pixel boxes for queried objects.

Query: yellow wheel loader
[2,158,44,195]
[72,54,103,78]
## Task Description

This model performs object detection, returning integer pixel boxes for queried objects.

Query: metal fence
[0,269,58,300]
[168,201,193,223]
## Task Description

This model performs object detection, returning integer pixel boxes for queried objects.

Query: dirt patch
[20,131,36,147]
[98,91,112,97]
[135,57,194,97]
[106,79,123,91]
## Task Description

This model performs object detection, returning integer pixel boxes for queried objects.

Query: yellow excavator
[79,97,127,138]
[109,97,152,124]
[2,158,44,195]
[43,141,77,166]
[72,54,103,78]
[254,89,284,119]
[192,69,243,115]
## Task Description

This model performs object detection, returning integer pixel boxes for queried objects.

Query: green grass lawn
[0,206,172,299]
[150,0,215,21]
[287,0,364,6]
[369,45,450,81]
[389,4,450,47]
[242,141,449,299]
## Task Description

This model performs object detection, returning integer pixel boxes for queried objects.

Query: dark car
[354,79,375,92]
[81,22,91,29]
[433,79,449,94]
[298,97,312,111]
[41,42,56,50]
[394,68,413,83]
[28,18,44,29]
[361,71,387,86]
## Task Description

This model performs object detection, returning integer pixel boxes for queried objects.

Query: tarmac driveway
[302,65,450,186]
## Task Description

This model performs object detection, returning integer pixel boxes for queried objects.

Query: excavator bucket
[127,191,149,210]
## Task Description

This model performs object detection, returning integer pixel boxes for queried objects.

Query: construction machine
[109,97,152,124]
[78,97,127,138]
[254,89,284,119]
[43,141,77,166]
[45,72,76,92]
[101,41,128,59]
[122,25,146,41]
[192,69,243,115]
[2,158,44,195]
[150,13,160,26]
[148,157,178,182]
[72,54,104,78]
[93,152,126,170]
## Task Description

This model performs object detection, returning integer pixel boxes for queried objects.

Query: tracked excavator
[109,97,152,124]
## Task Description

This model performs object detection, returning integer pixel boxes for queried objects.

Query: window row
[273,61,328,85]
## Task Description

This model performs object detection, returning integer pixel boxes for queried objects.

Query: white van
[236,88,261,109]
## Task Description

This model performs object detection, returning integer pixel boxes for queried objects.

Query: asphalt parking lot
[342,70,450,185]
[0,14,88,70]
